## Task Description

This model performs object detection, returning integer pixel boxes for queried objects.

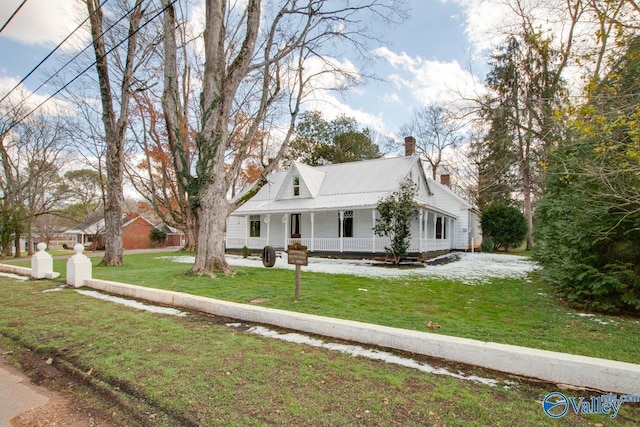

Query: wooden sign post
[287,242,308,301]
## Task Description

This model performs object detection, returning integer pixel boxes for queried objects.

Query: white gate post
[66,244,92,287]
[31,243,59,279]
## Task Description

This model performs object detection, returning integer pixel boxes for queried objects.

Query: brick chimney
[440,174,451,188]
[404,136,416,156]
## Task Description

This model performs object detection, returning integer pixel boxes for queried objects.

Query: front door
[290,213,301,238]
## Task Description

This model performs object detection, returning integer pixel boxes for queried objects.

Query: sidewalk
[0,353,49,427]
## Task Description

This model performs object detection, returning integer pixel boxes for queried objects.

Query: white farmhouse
[226,153,481,258]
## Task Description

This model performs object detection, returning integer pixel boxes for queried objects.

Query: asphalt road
[0,353,49,427]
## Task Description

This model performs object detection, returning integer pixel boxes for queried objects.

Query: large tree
[477,28,570,249]
[535,36,640,313]
[288,110,382,166]
[400,104,464,179]
[85,0,149,265]
[0,100,69,256]
[163,0,405,276]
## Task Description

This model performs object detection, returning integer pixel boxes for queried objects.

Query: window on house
[249,215,261,237]
[339,210,354,238]
[293,175,300,196]
[436,216,448,240]
[291,213,301,238]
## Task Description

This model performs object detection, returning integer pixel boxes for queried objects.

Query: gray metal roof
[233,156,428,214]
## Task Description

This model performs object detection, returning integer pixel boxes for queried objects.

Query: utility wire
[0,0,110,108]
[1,0,178,139]
[0,0,134,118]
[0,0,28,34]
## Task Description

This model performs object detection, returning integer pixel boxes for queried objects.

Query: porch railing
[226,236,452,253]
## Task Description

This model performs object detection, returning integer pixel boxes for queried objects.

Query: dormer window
[293,175,300,196]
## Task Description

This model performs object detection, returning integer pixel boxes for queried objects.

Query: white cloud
[373,46,485,108]
[382,93,403,105]
[0,0,88,47]
[0,77,76,117]
[448,0,512,56]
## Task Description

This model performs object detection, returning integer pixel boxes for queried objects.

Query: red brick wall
[122,217,154,250]
[164,233,184,247]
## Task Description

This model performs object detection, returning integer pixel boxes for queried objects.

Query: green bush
[242,245,250,258]
[149,228,167,248]
[481,237,494,253]
[480,204,527,251]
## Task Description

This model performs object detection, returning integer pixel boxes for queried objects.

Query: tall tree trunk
[190,180,233,276]
[187,0,261,276]
[182,212,198,252]
[521,164,534,251]
[162,0,198,253]
[86,0,144,266]
[13,232,21,258]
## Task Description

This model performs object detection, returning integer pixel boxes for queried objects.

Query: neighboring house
[154,223,186,247]
[65,215,184,250]
[226,153,482,258]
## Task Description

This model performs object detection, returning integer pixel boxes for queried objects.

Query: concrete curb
[0,263,31,277]
[83,278,640,395]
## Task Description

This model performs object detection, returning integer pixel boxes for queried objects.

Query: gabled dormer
[276,161,326,200]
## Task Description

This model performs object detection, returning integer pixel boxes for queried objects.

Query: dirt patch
[4,350,122,427]
[11,394,114,427]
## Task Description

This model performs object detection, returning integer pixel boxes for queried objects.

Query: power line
[0,0,110,108]
[1,0,178,138]
[0,0,28,34]
[0,0,117,114]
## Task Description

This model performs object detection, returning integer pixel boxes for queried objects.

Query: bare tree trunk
[162,0,198,253]
[521,164,534,250]
[86,0,144,266]
[13,233,21,258]
[187,0,261,276]
[182,212,198,252]
[190,180,233,276]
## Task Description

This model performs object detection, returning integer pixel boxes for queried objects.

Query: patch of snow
[245,325,504,387]
[76,290,187,317]
[569,312,618,326]
[42,285,66,293]
[0,272,28,281]
[158,252,539,285]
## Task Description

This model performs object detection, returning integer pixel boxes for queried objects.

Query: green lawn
[2,277,639,426]
[6,250,639,364]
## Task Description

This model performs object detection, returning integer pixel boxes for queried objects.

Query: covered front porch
[226,208,455,257]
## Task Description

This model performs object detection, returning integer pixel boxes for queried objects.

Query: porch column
[339,210,344,252]
[244,215,249,247]
[450,218,454,249]
[282,214,288,249]
[310,212,315,252]
[418,209,424,252]
[265,215,271,246]
[371,210,376,253]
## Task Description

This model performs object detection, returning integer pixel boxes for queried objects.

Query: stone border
[82,277,640,395]
[0,263,31,276]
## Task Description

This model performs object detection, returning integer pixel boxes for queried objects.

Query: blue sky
[0,0,502,141]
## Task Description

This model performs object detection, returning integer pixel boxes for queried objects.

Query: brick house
[65,215,183,250]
